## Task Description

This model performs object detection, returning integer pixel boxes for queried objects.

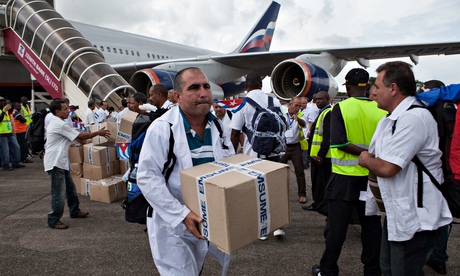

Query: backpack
[25,108,50,153]
[243,97,287,156]
[393,103,460,217]
[123,108,169,224]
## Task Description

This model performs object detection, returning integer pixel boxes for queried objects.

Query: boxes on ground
[180,154,290,254]
[89,175,126,203]
[69,146,84,163]
[83,144,117,166]
[83,161,119,180]
[90,122,117,146]
[116,110,137,143]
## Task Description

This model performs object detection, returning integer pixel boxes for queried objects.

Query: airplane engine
[270,58,338,101]
[129,68,177,94]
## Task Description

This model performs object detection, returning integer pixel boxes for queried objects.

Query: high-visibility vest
[0,111,13,134]
[12,109,28,133]
[330,97,387,176]
[21,105,32,126]
[310,107,332,158]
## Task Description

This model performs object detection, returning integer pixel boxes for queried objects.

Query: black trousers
[310,158,331,206]
[16,132,29,161]
[280,143,306,197]
[320,199,382,276]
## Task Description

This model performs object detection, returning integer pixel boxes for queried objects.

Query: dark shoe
[426,260,447,274]
[12,164,25,169]
[3,166,13,171]
[70,211,89,218]
[302,204,317,211]
[312,264,321,276]
[49,221,69,229]
[22,159,33,163]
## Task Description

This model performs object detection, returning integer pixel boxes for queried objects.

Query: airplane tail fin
[231,1,280,54]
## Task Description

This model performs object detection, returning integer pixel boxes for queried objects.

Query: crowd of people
[5,61,455,275]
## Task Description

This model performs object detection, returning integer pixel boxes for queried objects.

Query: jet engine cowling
[270,59,338,101]
[129,68,177,94]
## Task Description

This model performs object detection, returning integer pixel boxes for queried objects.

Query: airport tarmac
[1,157,459,275]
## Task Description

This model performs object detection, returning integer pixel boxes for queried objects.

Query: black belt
[287,142,300,147]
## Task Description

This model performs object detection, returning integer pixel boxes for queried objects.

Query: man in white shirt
[305,94,320,139]
[94,100,108,123]
[212,101,232,138]
[149,83,174,110]
[45,99,110,229]
[83,100,96,127]
[359,61,452,275]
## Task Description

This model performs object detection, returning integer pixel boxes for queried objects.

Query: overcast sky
[55,0,460,93]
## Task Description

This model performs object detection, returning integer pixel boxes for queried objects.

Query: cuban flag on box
[116,142,130,160]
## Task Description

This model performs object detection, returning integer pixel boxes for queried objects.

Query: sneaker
[70,211,89,218]
[2,166,13,171]
[273,228,285,237]
[49,221,69,229]
[259,236,268,241]
[312,264,321,276]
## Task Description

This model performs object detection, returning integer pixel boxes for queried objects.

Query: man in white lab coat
[137,67,234,275]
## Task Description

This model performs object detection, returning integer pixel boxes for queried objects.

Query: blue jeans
[429,224,450,263]
[47,167,80,226]
[0,135,20,168]
[381,218,440,276]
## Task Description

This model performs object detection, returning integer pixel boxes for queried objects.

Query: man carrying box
[137,67,234,275]
[45,99,111,230]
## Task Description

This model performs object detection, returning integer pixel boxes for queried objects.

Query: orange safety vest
[12,109,28,133]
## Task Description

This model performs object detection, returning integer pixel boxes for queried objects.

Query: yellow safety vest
[0,111,13,134]
[330,97,387,176]
[21,105,32,126]
[310,107,332,158]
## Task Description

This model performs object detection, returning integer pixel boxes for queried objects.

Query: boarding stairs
[0,0,135,117]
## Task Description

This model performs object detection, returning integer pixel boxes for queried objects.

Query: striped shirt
[179,107,216,166]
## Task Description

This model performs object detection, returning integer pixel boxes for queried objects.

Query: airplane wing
[111,42,460,78]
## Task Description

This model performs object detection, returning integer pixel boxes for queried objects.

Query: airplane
[1,0,460,114]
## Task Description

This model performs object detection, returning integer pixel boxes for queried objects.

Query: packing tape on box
[117,130,131,141]
[105,147,110,164]
[195,158,270,240]
[84,179,90,196]
[87,146,93,164]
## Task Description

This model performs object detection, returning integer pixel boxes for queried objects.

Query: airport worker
[280,97,308,204]
[83,100,96,127]
[20,96,32,126]
[230,72,286,239]
[303,91,332,211]
[45,99,110,229]
[0,97,24,171]
[360,63,452,275]
[12,102,33,163]
[95,100,108,123]
[137,67,234,275]
[313,68,387,276]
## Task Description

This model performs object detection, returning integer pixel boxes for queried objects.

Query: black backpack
[25,108,50,153]
[242,97,287,156]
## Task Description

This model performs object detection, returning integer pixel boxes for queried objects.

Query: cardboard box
[70,163,83,176]
[69,146,84,163]
[80,178,91,196]
[90,122,118,146]
[119,159,129,175]
[83,161,117,180]
[83,144,117,166]
[116,110,137,143]
[71,173,82,194]
[180,154,290,254]
[89,175,126,203]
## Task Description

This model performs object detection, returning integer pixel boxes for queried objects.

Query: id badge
[285,129,294,138]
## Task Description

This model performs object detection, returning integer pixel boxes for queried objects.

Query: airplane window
[107,47,111,52]
[125,50,128,55]
[131,50,134,56]
[152,54,155,59]
[147,53,150,58]
[157,55,160,59]
[136,51,140,57]
[162,55,164,59]
[114,48,117,53]
[100,46,104,51]
[93,45,97,48]
[120,49,122,54]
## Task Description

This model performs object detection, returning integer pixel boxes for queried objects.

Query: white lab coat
[137,106,234,275]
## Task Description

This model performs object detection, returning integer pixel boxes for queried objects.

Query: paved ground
[1,157,459,275]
